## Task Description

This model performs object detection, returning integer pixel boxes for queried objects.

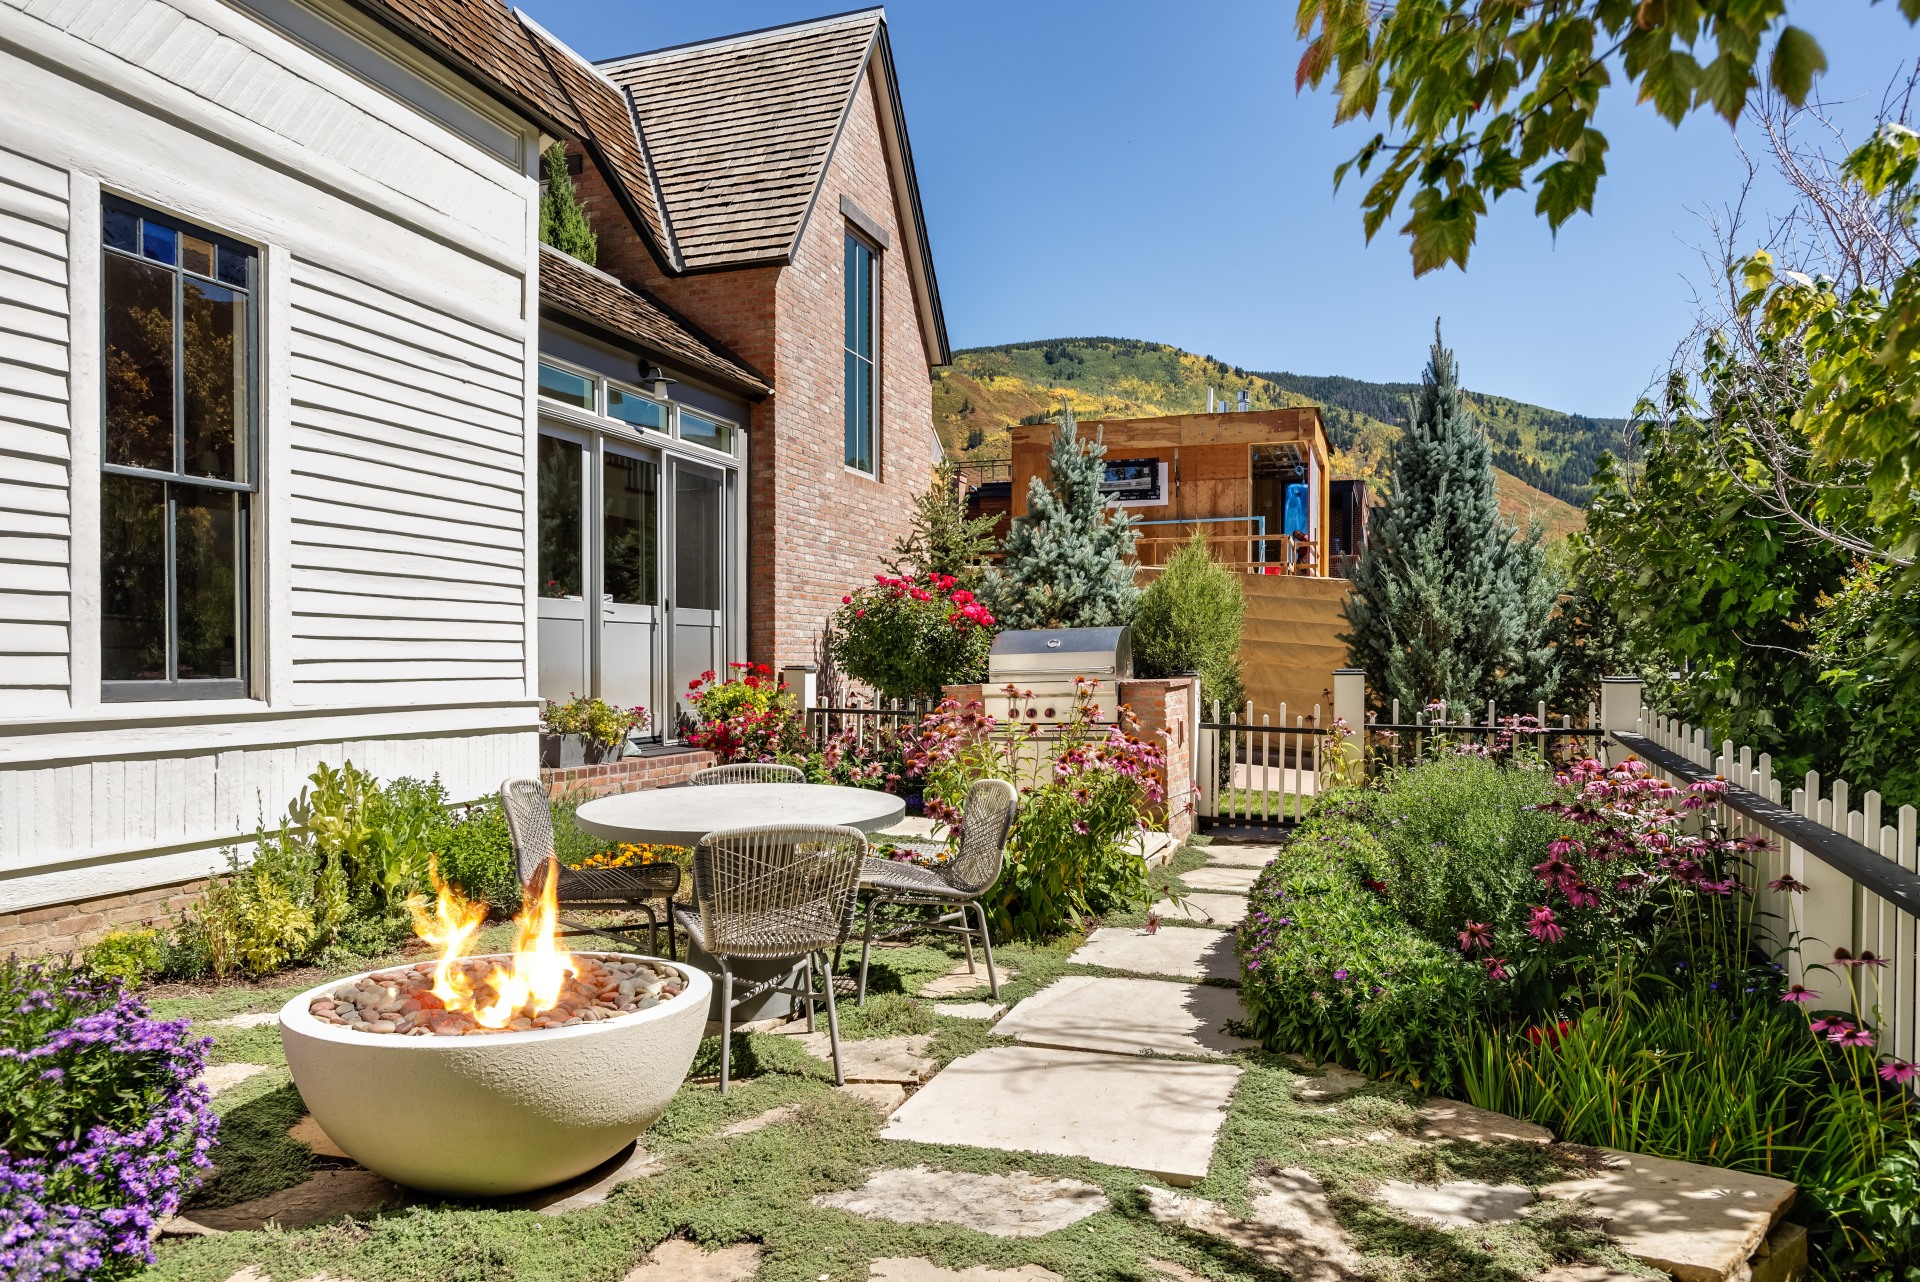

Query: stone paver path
[1149,891,1248,927]
[993,975,1254,1058]
[887,837,1263,1184]
[1068,925,1238,981]
[815,1165,1109,1236]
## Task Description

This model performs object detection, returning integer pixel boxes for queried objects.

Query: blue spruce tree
[1341,323,1557,716]
[985,408,1140,630]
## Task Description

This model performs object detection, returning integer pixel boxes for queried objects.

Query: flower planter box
[540,733,587,769]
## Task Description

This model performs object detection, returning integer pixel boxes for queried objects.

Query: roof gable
[601,11,879,270]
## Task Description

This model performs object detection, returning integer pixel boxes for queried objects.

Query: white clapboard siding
[5,0,523,251]
[0,140,70,712]
[287,260,527,703]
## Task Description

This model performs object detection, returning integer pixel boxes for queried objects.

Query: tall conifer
[1341,323,1556,714]
[985,409,1140,630]
[539,143,599,265]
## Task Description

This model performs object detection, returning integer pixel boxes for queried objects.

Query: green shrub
[1133,529,1244,712]
[435,800,523,917]
[1363,753,1562,946]
[829,571,996,701]
[1236,814,1501,1092]
[81,927,166,988]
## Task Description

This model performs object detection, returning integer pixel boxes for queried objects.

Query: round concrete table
[572,782,906,848]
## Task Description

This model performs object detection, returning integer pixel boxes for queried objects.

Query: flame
[407,854,576,1029]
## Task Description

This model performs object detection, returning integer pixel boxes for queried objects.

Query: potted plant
[582,699,648,763]
[540,696,588,768]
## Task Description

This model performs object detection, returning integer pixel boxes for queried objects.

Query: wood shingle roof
[538,246,768,395]
[599,11,881,270]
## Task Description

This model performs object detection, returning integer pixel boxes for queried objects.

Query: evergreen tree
[1340,323,1556,716]
[539,143,598,265]
[1133,529,1245,711]
[889,460,1000,587]
[984,408,1140,630]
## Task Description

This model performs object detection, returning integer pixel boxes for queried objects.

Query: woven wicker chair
[674,824,864,1092]
[690,763,806,786]
[854,778,1017,1006]
[500,777,684,959]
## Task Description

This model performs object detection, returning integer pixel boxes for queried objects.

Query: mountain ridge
[931,337,1609,540]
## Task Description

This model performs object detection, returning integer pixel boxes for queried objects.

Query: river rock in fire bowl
[279,953,710,1196]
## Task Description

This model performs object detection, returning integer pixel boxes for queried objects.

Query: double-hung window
[100,197,256,700]
[843,232,877,473]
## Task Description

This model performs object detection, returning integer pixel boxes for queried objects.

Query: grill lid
[987,626,1132,680]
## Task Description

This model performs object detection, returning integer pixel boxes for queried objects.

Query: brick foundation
[0,878,210,960]
[540,748,715,801]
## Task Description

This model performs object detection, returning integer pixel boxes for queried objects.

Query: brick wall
[541,748,714,801]
[566,66,939,671]
[0,878,208,960]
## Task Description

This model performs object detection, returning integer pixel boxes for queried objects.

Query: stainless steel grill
[984,626,1131,724]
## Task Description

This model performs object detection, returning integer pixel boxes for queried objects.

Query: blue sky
[519,2,1919,418]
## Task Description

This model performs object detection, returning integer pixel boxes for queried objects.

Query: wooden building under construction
[971,408,1372,724]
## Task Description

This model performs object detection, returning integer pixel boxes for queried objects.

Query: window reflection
[104,254,175,472]
[101,475,167,682]
[182,278,244,481]
[674,467,722,612]
[604,452,658,606]
[607,384,665,432]
[537,435,583,598]
[174,485,241,680]
[679,411,733,454]
[538,363,594,410]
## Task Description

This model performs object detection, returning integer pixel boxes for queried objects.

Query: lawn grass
[146,839,1652,1282]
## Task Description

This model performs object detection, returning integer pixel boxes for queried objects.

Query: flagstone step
[1199,843,1282,869]
[1540,1149,1797,1282]
[994,975,1253,1059]
[1179,864,1263,894]
[1150,892,1248,927]
[1069,925,1239,981]
[814,1164,1110,1237]
[881,1044,1241,1184]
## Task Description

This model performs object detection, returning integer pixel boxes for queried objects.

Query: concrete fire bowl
[279,953,711,1196]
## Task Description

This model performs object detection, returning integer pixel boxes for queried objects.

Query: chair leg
[857,894,880,1007]
[818,950,845,1087]
[972,901,1000,999]
[641,903,660,957]
[961,908,976,973]
[718,963,735,1096]
[802,952,817,1034]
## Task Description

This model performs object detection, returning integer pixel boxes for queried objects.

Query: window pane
[181,234,214,278]
[101,474,167,682]
[606,383,665,432]
[678,411,733,454]
[674,467,722,612]
[604,451,658,606]
[216,244,249,289]
[175,484,242,680]
[538,363,594,410]
[141,221,175,265]
[104,253,175,472]
[536,435,583,598]
[845,235,859,350]
[103,206,139,253]
[182,277,245,480]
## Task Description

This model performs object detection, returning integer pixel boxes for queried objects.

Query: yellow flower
[580,843,663,869]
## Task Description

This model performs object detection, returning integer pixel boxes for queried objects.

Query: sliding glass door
[537,422,735,743]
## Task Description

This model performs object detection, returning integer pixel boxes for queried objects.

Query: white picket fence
[1617,690,1920,1067]
[1195,700,1329,825]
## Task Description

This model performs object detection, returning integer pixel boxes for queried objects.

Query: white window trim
[536,356,741,463]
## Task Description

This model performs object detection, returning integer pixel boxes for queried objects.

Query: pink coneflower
[1833,949,1890,969]
[1143,912,1161,936]
[1565,881,1601,910]
[1458,920,1494,955]
[1484,957,1512,982]
[1527,905,1564,944]
[1880,1060,1920,1084]
[1780,985,1820,1004]
[1810,1016,1849,1036]
[1833,1026,1877,1049]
